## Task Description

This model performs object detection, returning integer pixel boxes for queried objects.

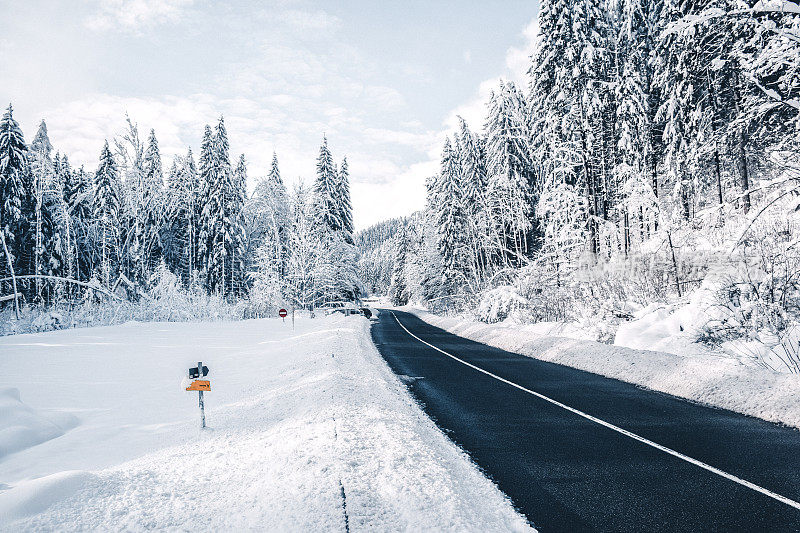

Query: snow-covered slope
[0,315,530,531]
[408,308,800,429]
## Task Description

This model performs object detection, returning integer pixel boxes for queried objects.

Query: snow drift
[0,388,78,460]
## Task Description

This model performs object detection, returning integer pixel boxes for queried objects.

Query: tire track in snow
[330,352,350,533]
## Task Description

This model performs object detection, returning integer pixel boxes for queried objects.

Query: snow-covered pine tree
[484,82,537,267]
[310,137,360,304]
[141,129,164,278]
[456,117,490,286]
[163,148,200,284]
[197,125,215,289]
[285,182,317,310]
[337,156,354,238]
[229,154,248,295]
[433,137,469,301]
[248,151,291,302]
[93,140,121,287]
[265,152,290,278]
[29,120,54,300]
[0,104,28,289]
[63,162,93,282]
[389,224,410,306]
[313,136,342,234]
[654,0,701,222]
[611,0,659,254]
[31,127,69,302]
[198,117,237,296]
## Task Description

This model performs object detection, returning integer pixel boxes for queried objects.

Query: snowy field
[408,308,800,429]
[0,314,530,531]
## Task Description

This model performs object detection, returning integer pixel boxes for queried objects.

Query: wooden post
[198,360,206,429]
[0,232,20,320]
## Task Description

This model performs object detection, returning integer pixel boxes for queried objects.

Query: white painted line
[390,312,800,511]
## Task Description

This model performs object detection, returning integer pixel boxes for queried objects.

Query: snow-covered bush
[476,286,528,323]
[0,271,249,336]
[696,213,800,372]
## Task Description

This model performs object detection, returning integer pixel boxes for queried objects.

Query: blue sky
[0,0,539,229]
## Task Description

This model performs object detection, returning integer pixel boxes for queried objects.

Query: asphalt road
[371,310,800,532]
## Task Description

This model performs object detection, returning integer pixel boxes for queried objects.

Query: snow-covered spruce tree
[285,182,317,310]
[311,137,359,304]
[528,0,570,184]
[312,136,343,234]
[337,156,354,238]
[0,104,28,292]
[248,152,291,310]
[654,0,708,222]
[228,154,248,296]
[432,137,470,302]
[92,140,121,288]
[250,236,284,316]
[34,146,69,303]
[484,81,538,267]
[198,123,223,294]
[611,0,659,254]
[52,154,75,286]
[29,120,55,300]
[141,128,164,278]
[389,224,410,306]
[163,148,200,284]
[63,163,93,282]
[197,116,243,297]
[455,117,491,287]
[264,152,290,277]
[530,0,612,264]
[113,117,144,287]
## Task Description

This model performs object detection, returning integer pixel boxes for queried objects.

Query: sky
[0,0,539,230]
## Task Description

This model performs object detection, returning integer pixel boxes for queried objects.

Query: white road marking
[390,312,800,511]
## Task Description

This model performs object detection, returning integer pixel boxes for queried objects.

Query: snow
[407,307,800,429]
[0,314,531,531]
[0,388,79,460]
[614,301,717,358]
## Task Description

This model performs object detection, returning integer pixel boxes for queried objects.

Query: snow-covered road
[0,314,530,531]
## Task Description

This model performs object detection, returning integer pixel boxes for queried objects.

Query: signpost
[279,308,288,323]
[186,362,210,428]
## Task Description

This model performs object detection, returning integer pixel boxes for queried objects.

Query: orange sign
[186,380,211,391]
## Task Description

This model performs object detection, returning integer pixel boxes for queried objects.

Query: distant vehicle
[329,307,364,317]
[320,301,375,319]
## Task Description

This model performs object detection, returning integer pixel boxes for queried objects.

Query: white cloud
[86,0,195,32]
[10,3,540,231]
[444,17,538,136]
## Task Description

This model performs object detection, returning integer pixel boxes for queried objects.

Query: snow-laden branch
[0,275,122,301]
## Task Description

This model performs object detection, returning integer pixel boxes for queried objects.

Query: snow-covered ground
[0,314,530,531]
[407,308,800,429]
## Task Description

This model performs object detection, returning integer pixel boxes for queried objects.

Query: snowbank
[0,388,78,460]
[0,315,530,531]
[408,308,800,429]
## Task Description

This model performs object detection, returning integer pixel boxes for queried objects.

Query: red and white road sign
[279,308,288,318]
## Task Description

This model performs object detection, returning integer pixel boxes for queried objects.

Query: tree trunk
[738,128,751,213]
[0,232,20,320]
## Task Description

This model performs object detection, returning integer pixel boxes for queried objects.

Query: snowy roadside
[406,308,800,430]
[0,315,531,531]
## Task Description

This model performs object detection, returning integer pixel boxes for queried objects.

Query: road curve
[371,309,800,532]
